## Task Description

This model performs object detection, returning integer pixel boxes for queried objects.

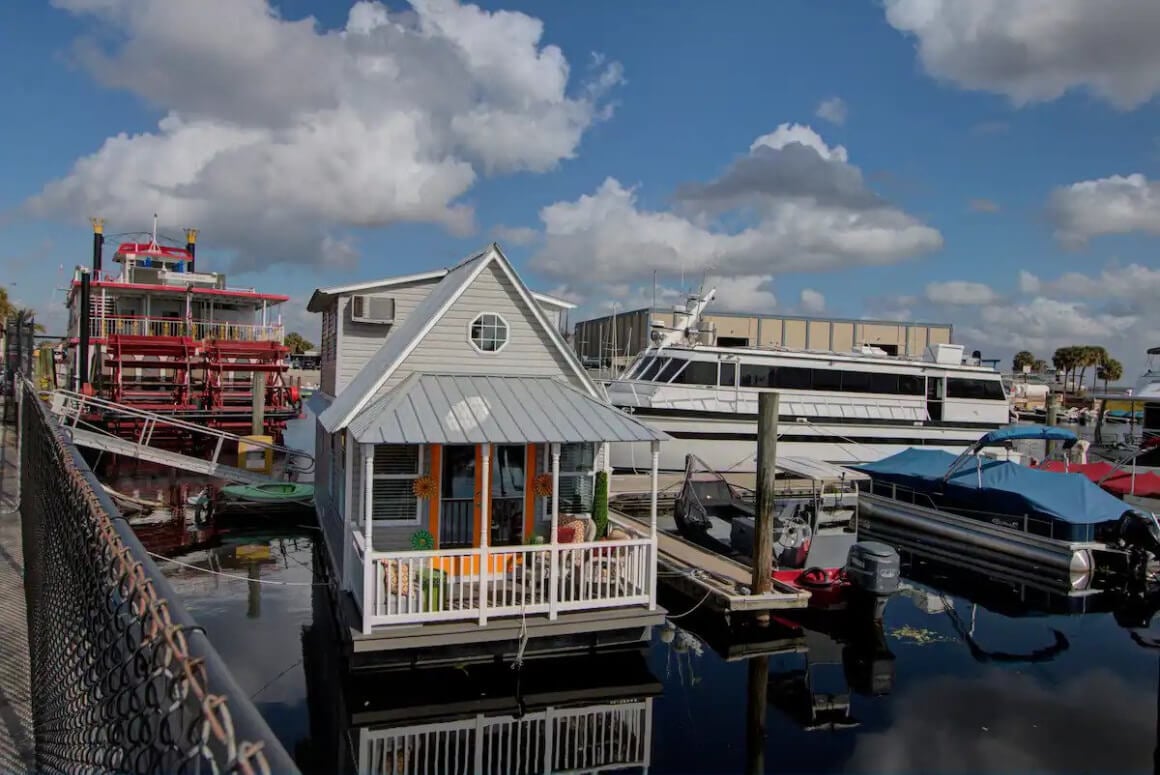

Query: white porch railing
[358,699,653,775]
[363,538,654,628]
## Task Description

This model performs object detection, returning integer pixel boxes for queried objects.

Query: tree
[1098,358,1123,391]
[1032,359,1047,373]
[1013,350,1035,372]
[283,331,315,355]
[0,286,13,330]
[1052,346,1081,392]
[1076,345,1107,393]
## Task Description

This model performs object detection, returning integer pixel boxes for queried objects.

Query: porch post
[549,442,561,621]
[649,439,660,610]
[479,443,491,626]
[362,442,374,635]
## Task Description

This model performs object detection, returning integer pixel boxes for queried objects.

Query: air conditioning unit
[351,294,395,324]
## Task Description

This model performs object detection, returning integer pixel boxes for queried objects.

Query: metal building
[572,307,953,368]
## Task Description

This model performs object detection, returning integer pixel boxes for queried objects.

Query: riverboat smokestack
[90,217,104,276]
[78,268,91,391]
[185,227,198,273]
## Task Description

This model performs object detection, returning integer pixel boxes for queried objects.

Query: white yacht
[606,290,1011,472]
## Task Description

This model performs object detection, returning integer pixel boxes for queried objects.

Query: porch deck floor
[339,590,665,657]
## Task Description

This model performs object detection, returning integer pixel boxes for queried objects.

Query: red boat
[673,454,898,610]
[62,218,300,447]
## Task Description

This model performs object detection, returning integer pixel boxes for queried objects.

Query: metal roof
[347,373,670,445]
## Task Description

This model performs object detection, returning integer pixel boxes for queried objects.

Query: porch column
[479,443,491,626]
[362,441,374,635]
[649,439,660,610]
[549,442,561,621]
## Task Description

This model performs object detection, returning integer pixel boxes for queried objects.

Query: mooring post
[251,372,266,437]
[753,391,778,624]
[1045,393,1059,459]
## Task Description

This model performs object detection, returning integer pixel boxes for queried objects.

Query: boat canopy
[852,448,1133,526]
[973,424,1078,450]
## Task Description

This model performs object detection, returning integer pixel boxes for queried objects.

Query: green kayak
[219,482,315,503]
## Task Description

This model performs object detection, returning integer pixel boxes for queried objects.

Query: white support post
[361,441,374,635]
[479,444,491,626]
[648,439,660,610]
[549,442,561,621]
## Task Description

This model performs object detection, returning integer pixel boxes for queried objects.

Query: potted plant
[418,567,445,612]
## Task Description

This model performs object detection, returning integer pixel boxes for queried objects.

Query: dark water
[127,415,1160,774]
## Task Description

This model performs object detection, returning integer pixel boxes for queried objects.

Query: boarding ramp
[46,388,312,485]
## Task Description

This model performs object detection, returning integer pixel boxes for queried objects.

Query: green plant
[409,529,435,551]
[527,534,546,545]
[593,470,609,538]
[418,568,445,612]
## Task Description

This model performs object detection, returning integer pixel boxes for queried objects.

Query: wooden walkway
[610,513,809,613]
[0,405,33,773]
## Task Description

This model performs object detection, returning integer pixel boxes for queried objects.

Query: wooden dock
[612,512,810,614]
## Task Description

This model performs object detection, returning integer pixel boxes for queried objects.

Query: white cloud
[530,123,942,300]
[490,225,539,246]
[30,0,623,270]
[1048,174,1160,246]
[924,280,999,305]
[814,97,848,126]
[709,275,777,312]
[1017,270,1040,294]
[885,0,1160,109]
[799,288,825,314]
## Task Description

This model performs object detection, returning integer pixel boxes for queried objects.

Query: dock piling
[1045,394,1059,458]
[251,373,266,437]
[753,391,778,624]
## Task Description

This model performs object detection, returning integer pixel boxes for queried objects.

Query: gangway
[47,388,313,485]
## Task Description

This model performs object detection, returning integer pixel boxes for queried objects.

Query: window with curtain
[541,443,596,518]
[372,445,423,523]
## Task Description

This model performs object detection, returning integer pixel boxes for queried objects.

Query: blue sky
[3,0,1160,376]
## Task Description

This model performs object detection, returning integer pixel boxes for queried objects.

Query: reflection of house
[300,546,661,775]
[306,244,668,650]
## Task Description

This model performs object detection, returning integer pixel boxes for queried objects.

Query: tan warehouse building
[572,307,953,367]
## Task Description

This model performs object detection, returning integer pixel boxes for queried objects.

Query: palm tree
[1013,350,1035,372]
[1052,346,1081,392]
[1098,358,1123,391]
[1077,345,1107,393]
[0,285,13,329]
[1032,359,1047,373]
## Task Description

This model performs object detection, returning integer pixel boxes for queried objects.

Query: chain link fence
[16,380,301,774]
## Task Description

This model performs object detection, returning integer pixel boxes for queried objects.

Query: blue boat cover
[974,424,1077,448]
[853,448,1131,527]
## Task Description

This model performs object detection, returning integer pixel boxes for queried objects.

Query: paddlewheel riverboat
[62,218,300,447]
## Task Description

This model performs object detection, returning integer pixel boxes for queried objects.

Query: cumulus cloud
[924,280,1000,305]
[490,224,539,246]
[1017,270,1040,294]
[799,288,825,314]
[814,97,848,125]
[1048,173,1160,246]
[885,0,1160,109]
[29,0,623,270]
[530,123,942,301]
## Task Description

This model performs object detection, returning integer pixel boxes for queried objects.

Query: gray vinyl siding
[335,278,438,394]
[373,262,586,400]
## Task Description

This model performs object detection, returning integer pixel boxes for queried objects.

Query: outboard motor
[1117,510,1160,581]
[845,541,901,597]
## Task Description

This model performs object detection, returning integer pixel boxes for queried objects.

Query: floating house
[307,244,668,652]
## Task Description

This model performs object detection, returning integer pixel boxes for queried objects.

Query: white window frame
[539,442,597,520]
[370,444,426,525]
[468,312,510,354]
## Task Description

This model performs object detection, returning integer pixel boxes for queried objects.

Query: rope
[666,588,713,620]
[512,604,530,670]
[148,552,328,587]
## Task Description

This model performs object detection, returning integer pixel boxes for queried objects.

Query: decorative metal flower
[409,529,435,551]
[533,472,553,497]
[412,474,437,500]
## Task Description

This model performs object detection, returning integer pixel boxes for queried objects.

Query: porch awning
[347,373,670,445]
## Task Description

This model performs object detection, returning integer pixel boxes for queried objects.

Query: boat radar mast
[649,287,717,347]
